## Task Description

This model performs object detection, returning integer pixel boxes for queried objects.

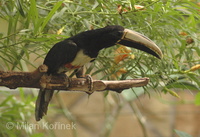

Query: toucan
[35,25,163,121]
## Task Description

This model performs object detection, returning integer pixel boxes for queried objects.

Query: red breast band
[65,63,81,69]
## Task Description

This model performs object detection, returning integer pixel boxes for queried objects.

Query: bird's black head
[95,25,125,49]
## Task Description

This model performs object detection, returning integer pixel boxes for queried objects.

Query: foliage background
[0,0,199,137]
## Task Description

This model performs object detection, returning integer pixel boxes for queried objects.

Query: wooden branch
[0,65,149,93]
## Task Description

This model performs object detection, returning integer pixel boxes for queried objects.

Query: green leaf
[163,87,181,98]
[192,47,200,57]
[195,92,200,106]
[0,95,13,107]
[122,87,144,101]
[16,0,26,17]
[174,129,192,137]
[129,0,135,9]
[187,73,200,87]
[29,0,39,34]
[166,81,200,91]
[40,1,63,32]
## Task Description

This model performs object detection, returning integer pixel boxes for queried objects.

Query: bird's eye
[115,31,123,37]
[108,31,123,39]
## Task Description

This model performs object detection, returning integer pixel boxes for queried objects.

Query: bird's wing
[44,40,79,74]
[35,40,78,121]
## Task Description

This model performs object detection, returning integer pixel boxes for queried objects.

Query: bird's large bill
[117,29,163,59]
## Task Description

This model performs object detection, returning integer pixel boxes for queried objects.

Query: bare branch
[0,65,149,93]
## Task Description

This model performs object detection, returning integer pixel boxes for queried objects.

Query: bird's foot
[85,74,94,95]
[54,73,71,88]
[61,74,71,88]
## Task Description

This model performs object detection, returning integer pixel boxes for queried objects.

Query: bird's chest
[57,50,95,73]
[70,50,95,67]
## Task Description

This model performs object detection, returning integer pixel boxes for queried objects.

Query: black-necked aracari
[35,25,163,121]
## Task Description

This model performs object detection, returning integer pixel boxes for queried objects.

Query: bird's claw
[85,74,94,94]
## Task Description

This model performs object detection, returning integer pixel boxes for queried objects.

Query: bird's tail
[35,89,54,121]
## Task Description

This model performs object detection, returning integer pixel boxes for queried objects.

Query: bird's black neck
[68,26,124,58]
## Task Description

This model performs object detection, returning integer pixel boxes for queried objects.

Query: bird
[35,25,163,121]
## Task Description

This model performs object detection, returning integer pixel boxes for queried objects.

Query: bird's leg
[40,74,52,90]
[85,74,93,94]
[40,73,71,90]
[75,68,94,94]
[55,73,71,89]
[62,73,71,88]
[75,67,84,78]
